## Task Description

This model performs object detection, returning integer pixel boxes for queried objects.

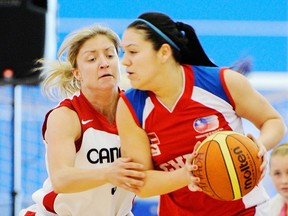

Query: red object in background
[0,0,47,84]
[2,68,14,79]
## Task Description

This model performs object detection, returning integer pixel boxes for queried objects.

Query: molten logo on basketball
[233,146,253,190]
[192,131,261,201]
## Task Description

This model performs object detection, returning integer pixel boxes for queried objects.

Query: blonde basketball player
[19,25,145,216]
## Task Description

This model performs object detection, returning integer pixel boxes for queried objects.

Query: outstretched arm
[45,106,145,193]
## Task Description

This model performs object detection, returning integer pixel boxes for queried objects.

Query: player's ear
[72,68,81,81]
[158,43,172,63]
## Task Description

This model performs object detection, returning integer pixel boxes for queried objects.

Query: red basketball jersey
[121,65,269,216]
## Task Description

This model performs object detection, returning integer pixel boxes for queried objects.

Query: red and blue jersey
[120,65,269,216]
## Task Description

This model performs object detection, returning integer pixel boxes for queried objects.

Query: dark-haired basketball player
[116,12,287,216]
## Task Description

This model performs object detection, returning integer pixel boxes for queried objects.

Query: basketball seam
[205,140,222,200]
[218,133,241,200]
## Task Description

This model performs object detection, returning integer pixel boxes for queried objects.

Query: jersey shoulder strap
[120,89,149,127]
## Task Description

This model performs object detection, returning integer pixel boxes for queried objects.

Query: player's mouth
[99,74,113,79]
[280,187,288,194]
[126,71,135,77]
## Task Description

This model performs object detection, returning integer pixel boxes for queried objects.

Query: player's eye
[107,54,115,59]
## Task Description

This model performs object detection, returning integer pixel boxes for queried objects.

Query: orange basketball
[192,131,262,201]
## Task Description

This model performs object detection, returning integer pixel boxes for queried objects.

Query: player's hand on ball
[106,157,145,193]
[246,134,268,182]
[185,142,202,192]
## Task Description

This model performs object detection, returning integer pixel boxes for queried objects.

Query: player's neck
[89,91,119,124]
[154,65,183,110]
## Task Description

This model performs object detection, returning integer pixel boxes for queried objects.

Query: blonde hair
[39,25,121,101]
[270,143,288,162]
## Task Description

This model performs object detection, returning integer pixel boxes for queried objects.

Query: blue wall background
[0,1,287,215]
[56,0,288,72]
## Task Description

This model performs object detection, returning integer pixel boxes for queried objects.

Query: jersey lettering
[151,144,161,156]
[159,154,190,171]
[111,186,117,195]
[148,132,161,156]
[87,147,120,164]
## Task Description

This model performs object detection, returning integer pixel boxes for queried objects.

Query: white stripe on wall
[58,18,288,37]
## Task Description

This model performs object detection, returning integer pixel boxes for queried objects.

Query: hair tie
[175,22,186,37]
[135,18,180,51]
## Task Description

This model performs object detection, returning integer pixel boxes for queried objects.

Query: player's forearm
[51,167,108,193]
[136,168,189,198]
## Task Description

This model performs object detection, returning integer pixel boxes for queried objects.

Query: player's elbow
[50,173,70,193]
[135,188,157,198]
[50,177,65,193]
[275,116,287,134]
[135,191,151,198]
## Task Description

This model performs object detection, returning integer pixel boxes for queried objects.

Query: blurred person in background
[269,143,288,216]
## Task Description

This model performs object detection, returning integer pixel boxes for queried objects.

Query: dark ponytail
[175,22,217,66]
[128,12,216,67]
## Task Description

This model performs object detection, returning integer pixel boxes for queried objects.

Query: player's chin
[97,79,118,89]
[129,81,145,91]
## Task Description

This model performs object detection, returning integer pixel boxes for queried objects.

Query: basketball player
[19,25,145,216]
[116,12,287,216]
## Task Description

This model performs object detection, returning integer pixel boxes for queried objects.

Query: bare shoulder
[46,106,81,139]
[222,68,256,97]
[223,69,251,87]
[48,106,79,122]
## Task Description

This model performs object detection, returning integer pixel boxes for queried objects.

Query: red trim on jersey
[119,91,141,127]
[42,109,53,140]
[280,203,287,216]
[220,67,235,109]
[236,206,256,216]
[24,211,36,216]
[43,191,57,213]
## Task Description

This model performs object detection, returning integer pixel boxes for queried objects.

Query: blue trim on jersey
[123,88,149,127]
[124,66,230,127]
[192,65,230,104]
